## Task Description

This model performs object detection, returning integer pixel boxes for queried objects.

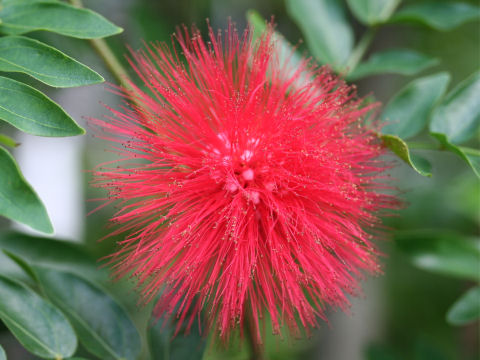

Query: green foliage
[0,134,18,148]
[348,49,439,80]
[391,1,480,31]
[347,0,400,25]
[382,73,450,139]
[285,0,353,70]
[0,1,122,38]
[0,36,103,87]
[446,286,480,325]
[0,275,78,359]
[34,266,142,360]
[0,345,5,360]
[0,147,53,233]
[0,76,84,136]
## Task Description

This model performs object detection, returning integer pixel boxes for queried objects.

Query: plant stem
[345,27,377,74]
[68,0,133,92]
[245,312,265,360]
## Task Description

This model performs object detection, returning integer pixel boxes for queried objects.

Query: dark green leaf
[382,73,450,139]
[348,49,439,80]
[447,286,480,326]
[0,133,18,147]
[395,230,480,281]
[285,0,353,70]
[0,231,105,281]
[381,134,432,176]
[0,75,84,136]
[34,266,141,360]
[347,0,400,25]
[0,275,77,359]
[390,2,480,31]
[0,36,103,87]
[148,313,206,360]
[430,71,480,144]
[432,133,480,178]
[0,147,53,233]
[0,1,122,39]
[0,345,6,360]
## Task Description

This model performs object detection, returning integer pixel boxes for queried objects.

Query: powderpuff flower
[92,22,395,343]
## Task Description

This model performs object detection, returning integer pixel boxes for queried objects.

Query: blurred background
[1,0,478,359]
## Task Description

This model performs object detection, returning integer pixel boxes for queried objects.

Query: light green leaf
[0,75,84,136]
[347,0,400,25]
[34,266,141,360]
[0,275,77,359]
[382,72,450,139]
[348,49,439,80]
[0,231,105,281]
[432,133,480,178]
[0,133,18,147]
[148,312,206,360]
[381,134,432,176]
[0,1,122,39]
[447,286,480,326]
[285,0,353,70]
[390,2,480,31]
[430,71,480,144]
[395,230,480,281]
[0,345,6,360]
[0,36,103,87]
[0,147,53,233]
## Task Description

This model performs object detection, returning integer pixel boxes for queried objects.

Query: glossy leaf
[34,266,141,360]
[0,275,77,359]
[0,133,18,147]
[0,147,53,233]
[348,49,439,80]
[285,0,353,70]
[382,73,450,139]
[0,36,103,87]
[432,133,480,178]
[148,313,206,360]
[0,75,84,136]
[0,231,105,281]
[395,230,480,281]
[0,1,122,39]
[447,286,480,326]
[430,71,480,144]
[381,134,432,176]
[391,2,480,31]
[347,0,400,25]
[0,345,5,360]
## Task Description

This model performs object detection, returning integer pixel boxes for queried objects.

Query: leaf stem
[345,27,377,74]
[68,0,133,92]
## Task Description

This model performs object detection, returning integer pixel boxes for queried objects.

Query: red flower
[93,23,395,342]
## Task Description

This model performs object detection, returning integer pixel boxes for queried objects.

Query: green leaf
[0,1,123,38]
[447,286,480,326]
[0,231,105,281]
[0,75,84,136]
[382,73,450,139]
[348,49,439,80]
[285,0,353,70]
[247,10,302,70]
[0,133,18,147]
[381,134,432,176]
[390,2,480,31]
[430,71,480,144]
[0,275,77,359]
[395,230,480,281]
[34,266,141,360]
[431,133,480,178]
[148,313,206,360]
[0,147,53,233]
[0,36,103,87]
[0,345,6,360]
[347,0,400,25]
